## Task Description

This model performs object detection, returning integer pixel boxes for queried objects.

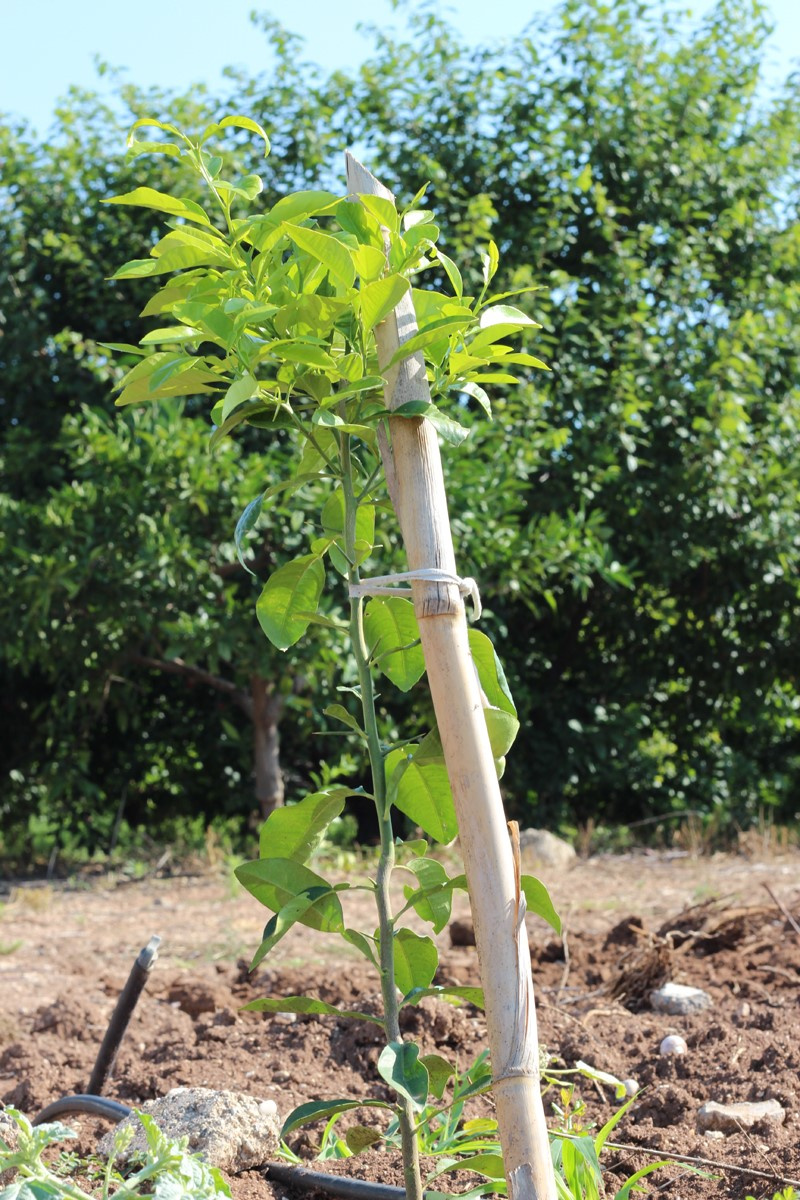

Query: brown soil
[1,849,799,1200]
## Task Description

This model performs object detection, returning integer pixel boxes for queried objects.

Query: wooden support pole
[345,153,557,1200]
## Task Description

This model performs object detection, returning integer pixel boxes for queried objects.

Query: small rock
[696,1099,786,1135]
[659,1034,688,1056]
[651,983,712,1015]
[704,1130,725,1141]
[736,1001,751,1020]
[518,828,577,871]
[98,1087,280,1172]
[272,1070,291,1084]
[621,1079,640,1096]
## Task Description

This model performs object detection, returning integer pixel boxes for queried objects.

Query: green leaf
[241,995,379,1023]
[221,372,258,421]
[323,704,367,741]
[138,325,201,345]
[281,1099,391,1140]
[270,190,341,222]
[364,597,425,691]
[402,857,454,934]
[459,380,492,417]
[390,927,438,995]
[520,875,561,935]
[478,304,539,329]
[234,494,263,575]
[469,630,516,714]
[283,224,356,289]
[484,706,519,757]
[256,555,325,651]
[420,1054,455,1101]
[435,250,463,298]
[403,983,484,1010]
[440,1154,505,1181]
[259,788,350,862]
[359,194,399,233]
[352,244,387,282]
[392,401,469,446]
[481,240,499,290]
[386,735,458,843]
[321,489,374,574]
[359,274,410,333]
[235,857,343,930]
[384,316,471,369]
[218,114,271,153]
[248,887,341,967]
[345,1126,383,1154]
[343,927,379,965]
[377,1042,430,1112]
[103,187,211,226]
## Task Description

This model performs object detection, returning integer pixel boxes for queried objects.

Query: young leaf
[434,249,463,298]
[235,857,343,930]
[364,597,425,692]
[103,187,211,226]
[478,304,540,329]
[469,630,516,715]
[259,787,351,862]
[256,555,325,651]
[520,875,562,935]
[281,1099,392,1140]
[402,857,454,934]
[249,887,341,967]
[484,706,520,758]
[241,995,379,1023]
[392,401,469,446]
[218,114,271,153]
[323,704,368,741]
[390,927,438,995]
[377,1042,430,1112]
[358,274,410,333]
[386,737,458,843]
[283,224,356,289]
[420,1054,455,1101]
[234,494,264,575]
[481,240,499,290]
[403,983,484,1010]
[221,372,258,421]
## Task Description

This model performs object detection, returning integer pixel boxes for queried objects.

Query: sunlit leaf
[256,555,325,651]
[377,1042,430,1112]
[364,597,425,691]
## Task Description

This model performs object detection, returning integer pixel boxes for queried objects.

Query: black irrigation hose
[87,934,161,1096]
[265,1162,423,1200]
[32,1095,132,1126]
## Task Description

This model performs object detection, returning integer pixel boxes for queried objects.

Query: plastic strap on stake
[349,569,481,620]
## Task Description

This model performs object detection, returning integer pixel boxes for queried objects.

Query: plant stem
[340,432,423,1200]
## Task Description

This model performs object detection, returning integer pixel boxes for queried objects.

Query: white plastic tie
[349,569,481,620]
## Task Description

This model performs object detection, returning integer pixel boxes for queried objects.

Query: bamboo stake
[345,154,557,1200]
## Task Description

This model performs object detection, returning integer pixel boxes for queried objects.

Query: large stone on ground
[518,828,577,871]
[651,982,712,1015]
[696,1099,786,1135]
[98,1087,280,1172]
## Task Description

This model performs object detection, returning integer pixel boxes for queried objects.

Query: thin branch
[130,654,251,715]
[763,881,800,938]
[604,1138,800,1189]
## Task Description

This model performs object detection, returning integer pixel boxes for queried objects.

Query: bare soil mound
[1,850,798,1200]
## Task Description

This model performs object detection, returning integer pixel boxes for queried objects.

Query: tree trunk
[251,674,285,818]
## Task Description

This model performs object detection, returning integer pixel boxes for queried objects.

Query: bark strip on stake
[345,153,557,1200]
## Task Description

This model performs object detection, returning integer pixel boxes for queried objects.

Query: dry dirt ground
[1,848,799,1200]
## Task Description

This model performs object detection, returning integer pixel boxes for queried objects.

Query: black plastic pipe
[87,934,161,1095]
[265,1162,429,1200]
[32,1095,132,1126]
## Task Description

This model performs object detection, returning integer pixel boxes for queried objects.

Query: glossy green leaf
[283,224,356,289]
[259,787,350,862]
[469,630,516,715]
[403,982,484,1010]
[435,249,464,298]
[364,597,425,691]
[390,927,438,996]
[235,856,342,928]
[103,187,211,226]
[484,706,520,757]
[520,874,561,934]
[256,555,325,651]
[392,401,469,446]
[420,1054,456,1101]
[323,704,367,741]
[221,372,258,421]
[248,886,340,968]
[352,244,388,282]
[241,995,378,1023]
[269,190,341,223]
[321,489,375,574]
[402,857,453,934]
[386,736,458,844]
[479,304,539,329]
[343,927,379,966]
[440,1154,505,1181]
[359,194,399,233]
[481,240,499,289]
[218,114,271,152]
[384,316,471,369]
[377,1042,430,1112]
[359,274,410,333]
[459,380,492,417]
[281,1099,392,1140]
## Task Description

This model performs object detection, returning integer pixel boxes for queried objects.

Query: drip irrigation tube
[32,1095,132,1126]
[265,1162,422,1200]
[87,934,161,1096]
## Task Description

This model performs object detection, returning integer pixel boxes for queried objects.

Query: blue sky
[2,0,797,136]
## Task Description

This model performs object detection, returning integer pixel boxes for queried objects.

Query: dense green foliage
[1,0,798,861]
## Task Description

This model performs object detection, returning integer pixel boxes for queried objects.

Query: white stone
[659,1034,688,1056]
[98,1087,280,1172]
[651,983,712,1015]
[518,828,577,870]
[696,1100,786,1135]
[621,1079,640,1096]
